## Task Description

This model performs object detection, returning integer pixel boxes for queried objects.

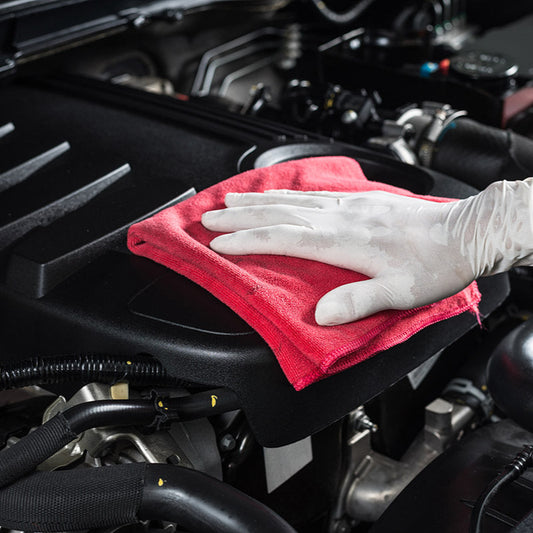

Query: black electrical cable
[0,354,187,390]
[0,388,239,488]
[309,0,377,25]
[469,445,533,533]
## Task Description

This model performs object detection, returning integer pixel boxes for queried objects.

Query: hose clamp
[444,378,493,418]
[418,106,467,167]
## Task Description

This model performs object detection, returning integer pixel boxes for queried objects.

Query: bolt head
[219,434,236,452]
[131,15,147,28]
[341,109,358,124]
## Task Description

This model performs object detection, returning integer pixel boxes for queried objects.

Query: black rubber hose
[309,0,377,25]
[0,388,239,488]
[0,463,146,532]
[0,354,183,390]
[430,117,533,189]
[164,388,240,421]
[139,464,296,533]
[0,463,296,533]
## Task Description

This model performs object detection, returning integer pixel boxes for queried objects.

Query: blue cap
[420,62,439,78]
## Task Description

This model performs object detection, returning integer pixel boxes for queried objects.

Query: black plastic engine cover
[0,76,509,446]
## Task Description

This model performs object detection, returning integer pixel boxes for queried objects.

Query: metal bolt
[349,38,361,50]
[219,434,237,452]
[402,123,416,140]
[351,407,378,433]
[306,103,319,116]
[357,417,378,433]
[167,454,182,465]
[341,109,359,124]
[130,15,147,28]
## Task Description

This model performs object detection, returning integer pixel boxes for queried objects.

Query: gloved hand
[201,179,533,326]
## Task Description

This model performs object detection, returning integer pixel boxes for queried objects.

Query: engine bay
[1,1,533,532]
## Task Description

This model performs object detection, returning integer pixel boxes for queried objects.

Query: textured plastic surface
[371,420,533,533]
[513,510,533,532]
[0,76,510,446]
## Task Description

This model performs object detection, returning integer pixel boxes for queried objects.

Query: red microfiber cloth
[127,156,481,390]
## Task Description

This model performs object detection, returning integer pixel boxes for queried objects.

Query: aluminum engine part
[37,382,222,479]
[340,398,475,525]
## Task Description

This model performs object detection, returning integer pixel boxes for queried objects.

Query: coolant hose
[0,388,239,488]
[140,464,296,532]
[0,463,296,533]
[430,117,533,189]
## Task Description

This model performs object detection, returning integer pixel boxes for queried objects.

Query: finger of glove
[315,278,397,325]
[224,191,334,209]
[209,224,326,258]
[263,189,355,198]
[236,189,412,211]
[264,189,406,203]
[209,224,383,273]
[202,205,314,232]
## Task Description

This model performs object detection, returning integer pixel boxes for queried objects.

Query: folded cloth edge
[127,230,318,387]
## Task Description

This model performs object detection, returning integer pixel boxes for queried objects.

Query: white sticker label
[407,350,443,390]
[263,436,313,493]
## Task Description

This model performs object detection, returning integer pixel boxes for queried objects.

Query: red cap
[439,58,450,76]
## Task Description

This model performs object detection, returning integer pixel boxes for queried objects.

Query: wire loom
[0,354,189,389]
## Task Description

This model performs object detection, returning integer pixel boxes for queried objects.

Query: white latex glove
[201,179,533,326]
